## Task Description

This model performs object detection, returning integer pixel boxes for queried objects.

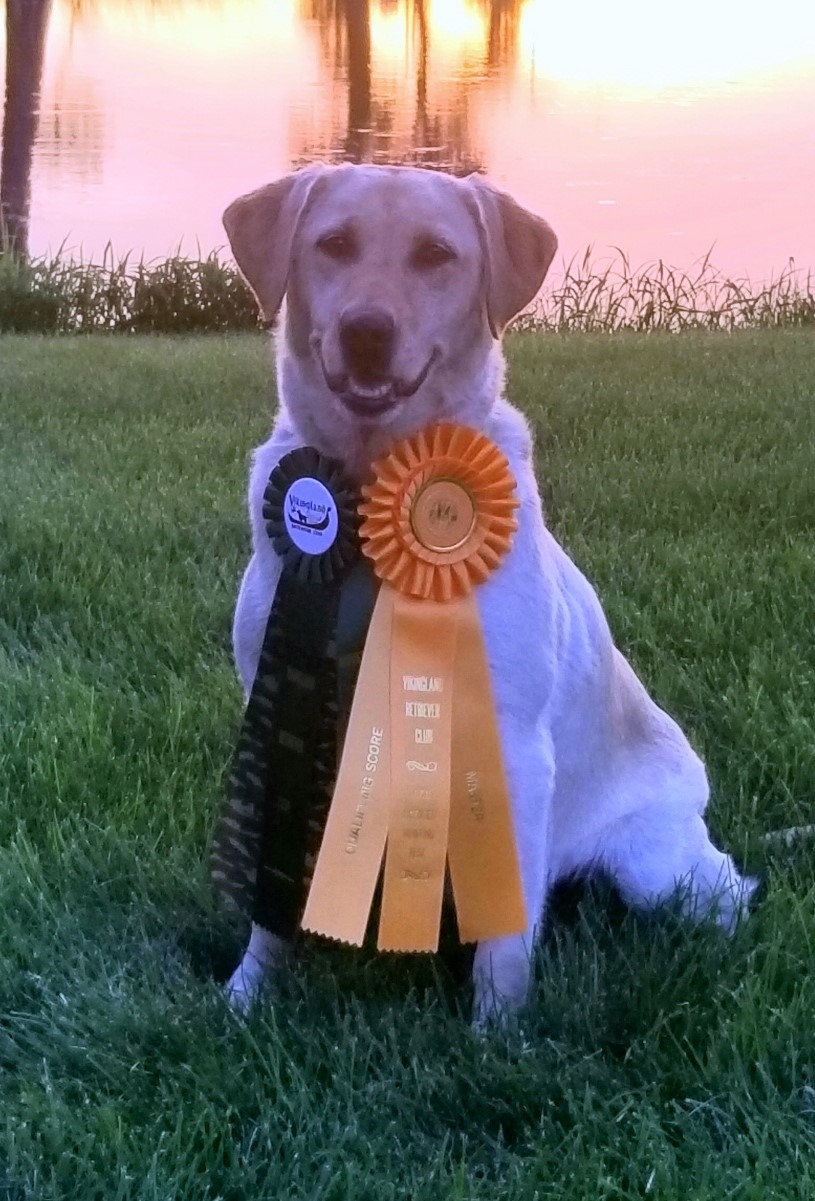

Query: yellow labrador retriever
[222,164,754,1023]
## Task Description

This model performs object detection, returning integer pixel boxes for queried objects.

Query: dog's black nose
[339,307,396,381]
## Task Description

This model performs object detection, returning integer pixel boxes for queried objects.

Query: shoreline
[1,247,812,335]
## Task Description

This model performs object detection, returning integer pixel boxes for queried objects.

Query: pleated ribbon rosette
[302,423,528,952]
[211,446,364,937]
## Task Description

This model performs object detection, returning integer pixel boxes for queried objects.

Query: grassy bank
[0,330,814,1199]
[1,248,813,333]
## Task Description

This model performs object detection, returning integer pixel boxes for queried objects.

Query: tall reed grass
[0,246,258,334]
[0,244,812,334]
[525,248,815,333]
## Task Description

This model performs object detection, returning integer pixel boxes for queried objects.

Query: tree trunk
[1,0,53,258]
[414,0,428,147]
[344,0,371,163]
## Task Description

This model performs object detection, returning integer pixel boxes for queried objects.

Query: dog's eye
[317,232,354,261]
[412,240,456,270]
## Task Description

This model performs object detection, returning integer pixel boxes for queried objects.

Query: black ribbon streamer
[211,447,371,939]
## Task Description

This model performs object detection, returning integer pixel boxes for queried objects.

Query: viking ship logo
[282,476,339,554]
[287,491,331,532]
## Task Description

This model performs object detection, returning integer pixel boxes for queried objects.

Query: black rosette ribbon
[263,448,360,585]
[211,447,374,940]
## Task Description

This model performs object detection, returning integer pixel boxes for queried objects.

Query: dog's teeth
[352,383,390,400]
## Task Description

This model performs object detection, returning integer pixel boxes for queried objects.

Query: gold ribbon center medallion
[411,479,476,553]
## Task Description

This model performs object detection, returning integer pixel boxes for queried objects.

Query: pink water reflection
[1,0,813,282]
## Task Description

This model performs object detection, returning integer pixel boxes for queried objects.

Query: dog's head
[223,164,556,465]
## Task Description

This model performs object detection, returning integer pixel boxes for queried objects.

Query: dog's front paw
[225,951,269,1013]
[224,923,284,1013]
[472,991,517,1034]
[472,935,533,1032]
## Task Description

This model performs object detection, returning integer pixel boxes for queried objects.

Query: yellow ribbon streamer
[300,585,394,947]
[302,423,527,952]
[447,592,526,944]
[378,594,458,952]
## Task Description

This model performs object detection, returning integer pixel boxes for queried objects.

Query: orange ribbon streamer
[302,423,527,952]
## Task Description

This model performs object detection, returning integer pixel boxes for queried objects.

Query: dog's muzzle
[316,325,438,419]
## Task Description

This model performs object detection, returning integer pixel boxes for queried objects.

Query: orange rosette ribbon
[302,424,527,952]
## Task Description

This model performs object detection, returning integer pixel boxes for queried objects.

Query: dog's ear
[464,176,557,337]
[222,166,326,324]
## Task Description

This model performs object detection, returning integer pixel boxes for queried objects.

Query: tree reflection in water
[1,0,53,257]
[0,0,526,258]
[299,0,524,174]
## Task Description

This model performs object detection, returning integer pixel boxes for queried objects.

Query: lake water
[2,0,814,283]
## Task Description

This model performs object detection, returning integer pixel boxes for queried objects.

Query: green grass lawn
[1,330,814,1200]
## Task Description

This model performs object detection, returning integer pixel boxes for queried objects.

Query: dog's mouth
[318,346,438,420]
[337,378,396,419]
